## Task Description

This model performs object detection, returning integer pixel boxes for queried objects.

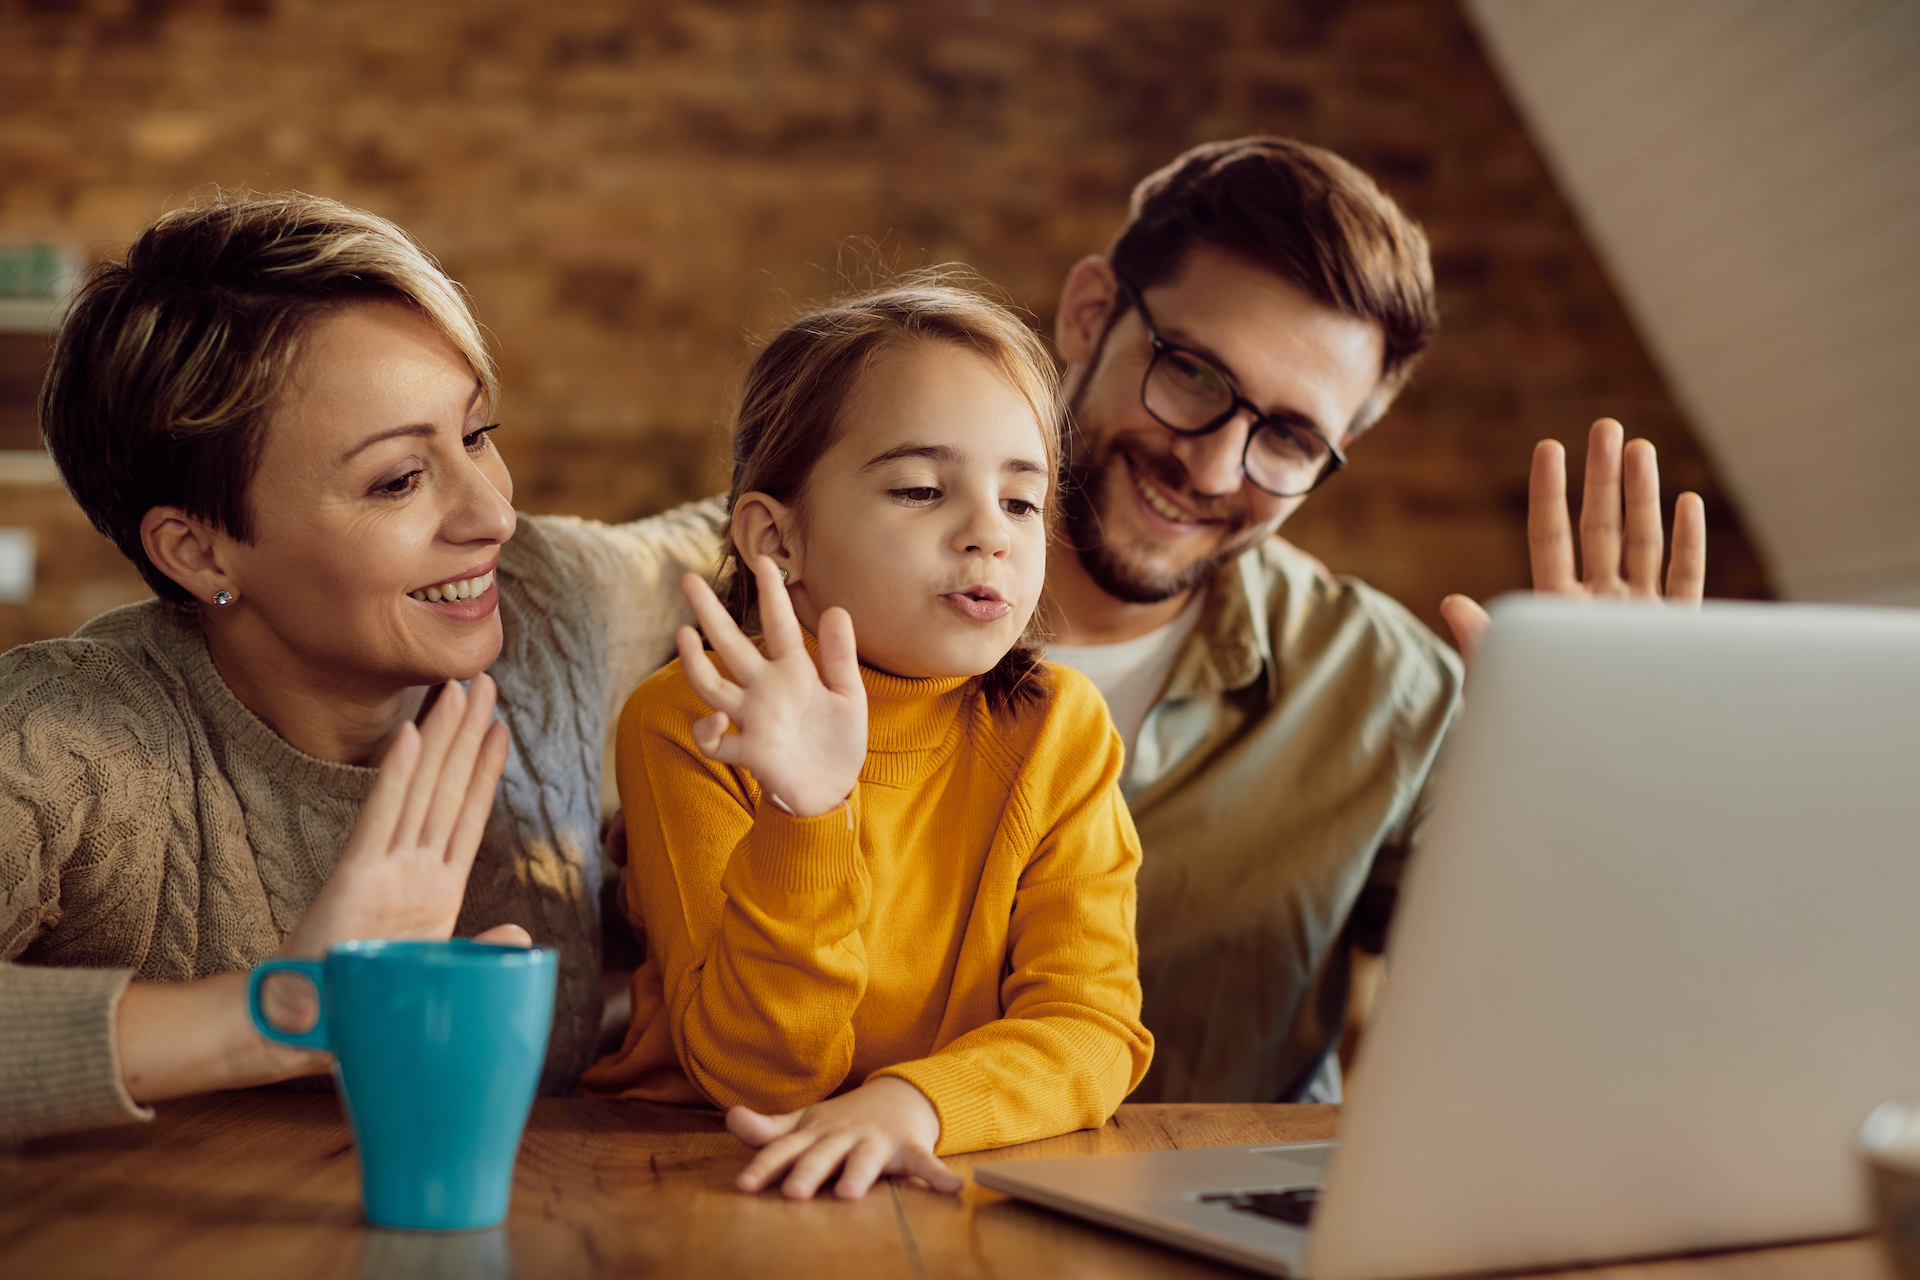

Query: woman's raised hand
[282,676,517,961]
[676,556,867,819]
[1440,419,1707,668]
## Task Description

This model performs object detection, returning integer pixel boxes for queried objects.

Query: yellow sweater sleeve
[616,660,874,1114]
[870,672,1153,1154]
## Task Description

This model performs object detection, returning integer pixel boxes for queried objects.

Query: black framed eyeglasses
[1116,279,1347,499]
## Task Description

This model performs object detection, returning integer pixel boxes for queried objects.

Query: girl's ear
[1055,255,1122,367]
[731,492,803,584]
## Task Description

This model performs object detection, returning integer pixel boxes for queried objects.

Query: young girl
[581,280,1152,1199]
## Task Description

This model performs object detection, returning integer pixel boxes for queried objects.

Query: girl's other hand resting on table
[729,1076,964,1200]
[674,555,867,819]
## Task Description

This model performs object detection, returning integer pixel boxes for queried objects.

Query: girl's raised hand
[676,556,867,818]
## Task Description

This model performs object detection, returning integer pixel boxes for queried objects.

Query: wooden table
[0,1095,1891,1279]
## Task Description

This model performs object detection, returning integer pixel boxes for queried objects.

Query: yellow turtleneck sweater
[580,650,1152,1155]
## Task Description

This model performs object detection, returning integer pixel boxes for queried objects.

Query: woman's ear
[1055,255,1122,367]
[141,507,237,607]
[731,492,802,584]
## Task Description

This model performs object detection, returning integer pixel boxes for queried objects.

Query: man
[1040,137,1704,1103]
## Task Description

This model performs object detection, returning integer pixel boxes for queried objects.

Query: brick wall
[0,0,1770,654]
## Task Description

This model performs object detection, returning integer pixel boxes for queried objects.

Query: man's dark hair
[1108,136,1438,433]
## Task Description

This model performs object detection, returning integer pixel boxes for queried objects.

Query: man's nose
[1168,412,1253,498]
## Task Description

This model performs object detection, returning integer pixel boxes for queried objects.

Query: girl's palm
[677,557,867,818]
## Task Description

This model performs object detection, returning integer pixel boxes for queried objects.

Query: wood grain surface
[0,1095,1890,1280]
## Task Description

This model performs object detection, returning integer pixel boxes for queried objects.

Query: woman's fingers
[901,1146,963,1195]
[1577,419,1627,589]
[1621,438,1665,595]
[419,675,499,855]
[472,923,532,947]
[681,572,764,679]
[443,718,510,872]
[1527,439,1578,594]
[345,720,419,869]
[393,681,467,851]
[1667,492,1708,601]
[781,1130,862,1200]
[751,555,805,658]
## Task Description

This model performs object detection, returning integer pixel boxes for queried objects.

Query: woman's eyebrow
[340,380,485,463]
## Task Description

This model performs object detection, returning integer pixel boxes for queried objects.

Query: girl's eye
[464,423,501,452]
[1002,498,1043,518]
[892,486,941,503]
[373,469,424,497]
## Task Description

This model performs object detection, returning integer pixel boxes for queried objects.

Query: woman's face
[782,342,1051,680]
[218,299,516,691]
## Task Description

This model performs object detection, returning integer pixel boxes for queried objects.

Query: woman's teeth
[1136,471,1193,523]
[409,570,494,603]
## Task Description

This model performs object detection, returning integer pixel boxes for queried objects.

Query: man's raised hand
[1441,419,1707,667]
[675,556,867,819]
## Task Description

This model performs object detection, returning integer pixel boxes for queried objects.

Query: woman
[0,193,722,1141]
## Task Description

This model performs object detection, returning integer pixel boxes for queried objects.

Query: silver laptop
[977,597,1920,1279]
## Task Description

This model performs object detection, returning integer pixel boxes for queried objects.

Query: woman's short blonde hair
[41,191,496,604]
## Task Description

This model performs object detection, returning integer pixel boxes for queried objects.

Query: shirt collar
[1159,548,1276,702]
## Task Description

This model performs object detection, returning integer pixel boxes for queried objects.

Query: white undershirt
[1046,594,1206,771]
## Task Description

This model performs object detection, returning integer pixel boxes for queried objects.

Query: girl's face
[778,342,1052,680]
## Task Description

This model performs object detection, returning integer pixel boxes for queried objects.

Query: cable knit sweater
[0,503,724,1143]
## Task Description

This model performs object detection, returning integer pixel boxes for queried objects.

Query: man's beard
[1059,429,1271,606]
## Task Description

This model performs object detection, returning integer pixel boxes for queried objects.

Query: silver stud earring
[779,567,790,584]
[211,590,235,607]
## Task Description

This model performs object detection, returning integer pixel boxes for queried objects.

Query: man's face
[1057,245,1386,604]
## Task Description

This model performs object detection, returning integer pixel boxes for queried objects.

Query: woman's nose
[447,451,517,544]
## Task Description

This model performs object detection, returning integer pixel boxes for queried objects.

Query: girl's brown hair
[722,271,1062,714]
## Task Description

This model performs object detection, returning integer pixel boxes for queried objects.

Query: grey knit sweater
[0,503,725,1142]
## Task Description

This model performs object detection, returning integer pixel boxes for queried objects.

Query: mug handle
[247,958,331,1051]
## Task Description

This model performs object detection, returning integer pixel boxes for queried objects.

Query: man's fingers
[752,556,806,658]
[420,674,499,855]
[833,1136,894,1200]
[443,718,510,872]
[781,1130,861,1200]
[1667,491,1708,602]
[816,606,864,700]
[1578,419,1626,588]
[1439,594,1491,671]
[1527,439,1578,593]
[681,572,765,679]
[726,1104,801,1150]
[1620,438,1665,595]
[394,681,467,850]
[901,1146,963,1195]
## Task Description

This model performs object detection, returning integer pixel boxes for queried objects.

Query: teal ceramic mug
[247,939,557,1231]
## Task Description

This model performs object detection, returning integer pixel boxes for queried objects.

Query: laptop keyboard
[1198,1187,1319,1227]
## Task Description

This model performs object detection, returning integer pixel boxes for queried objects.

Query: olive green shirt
[1116,537,1462,1103]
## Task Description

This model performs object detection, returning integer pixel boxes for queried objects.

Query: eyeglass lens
[1144,349,1331,496]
